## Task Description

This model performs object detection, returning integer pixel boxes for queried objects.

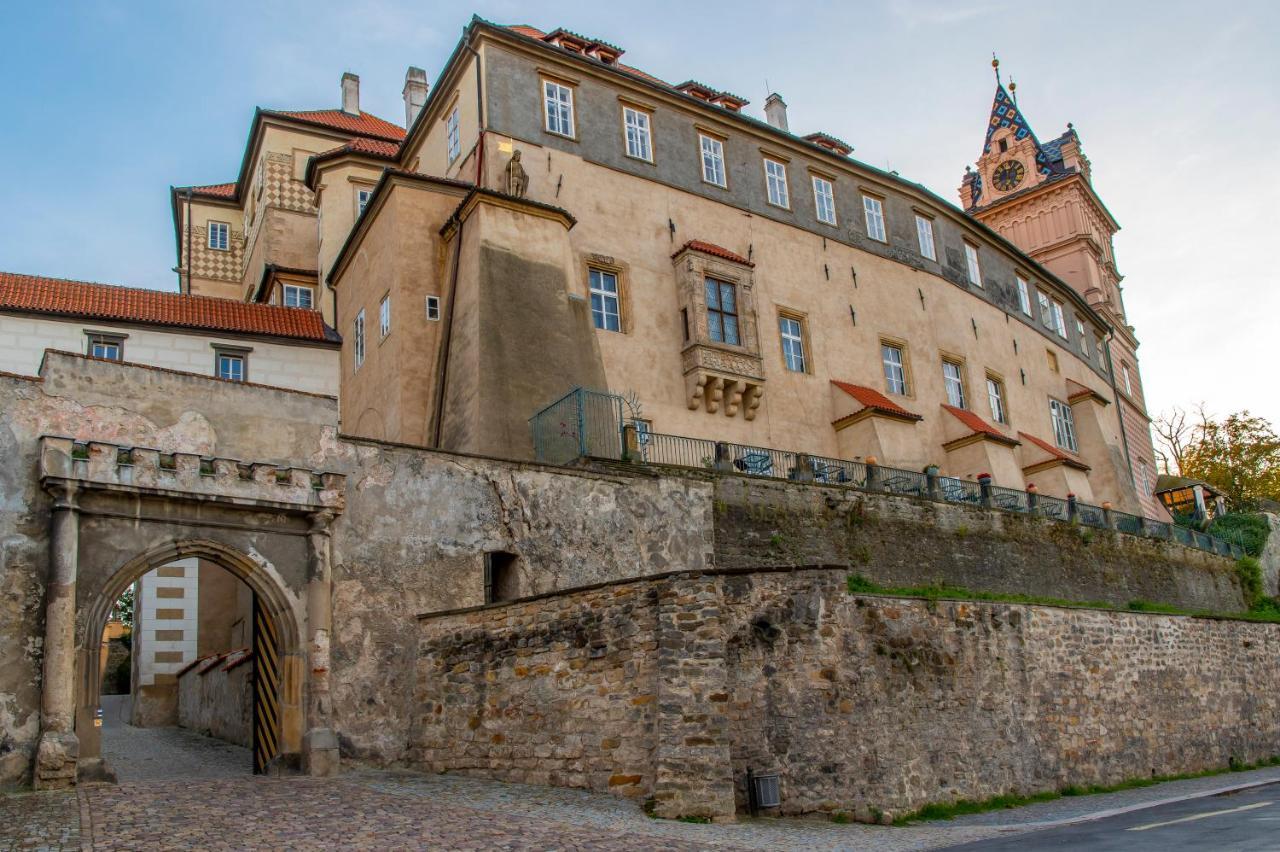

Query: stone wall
[706,472,1244,612]
[413,568,1280,822]
[1258,512,1280,598]
[177,654,253,748]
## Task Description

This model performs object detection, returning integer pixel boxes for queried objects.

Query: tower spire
[1009,75,1017,105]
[992,53,1001,87]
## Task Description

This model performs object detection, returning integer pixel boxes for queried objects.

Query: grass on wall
[845,574,1280,624]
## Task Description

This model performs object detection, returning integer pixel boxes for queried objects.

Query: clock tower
[960,61,1163,518]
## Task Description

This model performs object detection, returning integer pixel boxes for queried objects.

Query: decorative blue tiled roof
[973,84,1068,206]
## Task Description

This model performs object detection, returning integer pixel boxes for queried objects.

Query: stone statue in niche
[504,150,528,198]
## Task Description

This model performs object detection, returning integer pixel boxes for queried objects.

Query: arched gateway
[33,436,345,789]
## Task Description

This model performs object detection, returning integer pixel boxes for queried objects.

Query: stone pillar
[35,482,81,790]
[302,510,340,776]
[652,574,736,822]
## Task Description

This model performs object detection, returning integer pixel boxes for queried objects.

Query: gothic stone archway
[33,436,344,789]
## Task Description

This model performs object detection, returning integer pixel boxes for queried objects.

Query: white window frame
[379,294,391,338]
[1076,317,1089,356]
[1050,397,1078,452]
[915,214,935,260]
[813,176,836,225]
[1051,299,1067,338]
[282,284,314,309]
[353,309,365,369]
[881,343,907,395]
[862,195,886,242]
[942,360,966,409]
[216,352,246,382]
[622,106,652,162]
[588,268,621,332]
[764,159,789,208]
[699,134,726,188]
[356,186,374,217]
[208,221,230,252]
[1016,275,1032,315]
[543,79,575,138]
[779,315,806,373]
[446,106,461,163]
[964,243,982,286]
[987,377,1007,424]
[87,333,124,362]
[1122,363,1134,397]
[426,295,441,321]
[1037,290,1054,329]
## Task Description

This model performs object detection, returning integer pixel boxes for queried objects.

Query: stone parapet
[38,436,344,513]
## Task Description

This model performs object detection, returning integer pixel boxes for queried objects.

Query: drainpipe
[184,189,193,294]
[430,218,464,448]
[1102,327,1135,494]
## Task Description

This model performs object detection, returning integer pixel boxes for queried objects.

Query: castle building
[165,17,1158,516]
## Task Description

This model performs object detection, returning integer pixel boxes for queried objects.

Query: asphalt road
[943,782,1280,850]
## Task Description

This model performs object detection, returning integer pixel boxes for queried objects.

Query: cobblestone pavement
[98,694,251,782]
[6,717,1280,850]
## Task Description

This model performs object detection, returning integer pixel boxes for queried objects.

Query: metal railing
[618,429,1245,560]
[530,388,626,466]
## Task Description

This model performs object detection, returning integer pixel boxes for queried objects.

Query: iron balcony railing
[627,430,1245,560]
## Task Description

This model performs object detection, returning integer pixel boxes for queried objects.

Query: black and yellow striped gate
[252,595,282,774]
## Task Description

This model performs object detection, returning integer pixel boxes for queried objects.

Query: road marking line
[1127,801,1272,831]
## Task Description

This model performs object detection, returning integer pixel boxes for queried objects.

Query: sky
[2,0,1278,431]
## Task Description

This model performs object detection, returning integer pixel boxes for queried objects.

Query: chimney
[341,72,360,116]
[764,93,789,132]
[402,67,429,128]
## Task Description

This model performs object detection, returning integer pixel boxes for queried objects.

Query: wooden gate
[252,595,281,774]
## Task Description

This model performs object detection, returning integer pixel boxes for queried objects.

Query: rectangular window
[862,195,886,242]
[882,343,908,395]
[446,106,460,163]
[764,159,789,208]
[964,243,982,286]
[915,214,935,260]
[543,80,575,137]
[87,333,123,361]
[1046,349,1059,373]
[1051,299,1067,338]
[1075,317,1089,356]
[356,187,373,216]
[426,295,441,321]
[216,352,245,382]
[283,284,313,309]
[1050,398,1078,452]
[379,295,391,338]
[942,360,966,408]
[589,268,621,332]
[353,309,365,368]
[779,315,806,373]
[699,134,726,187]
[1016,276,1032,315]
[623,106,652,161]
[1122,363,1134,396]
[208,221,230,251]
[813,176,836,225]
[704,278,739,345]
[987,376,1007,424]
[1037,290,1053,328]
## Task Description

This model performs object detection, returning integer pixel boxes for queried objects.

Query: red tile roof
[831,381,923,421]
[942,404,1019,445]
[265,109,405,142]
[187,183,237,199]
[1065,378,1109,405]
[0,272,338,344]
[674,240,754,267]
[1018,431,1091,470]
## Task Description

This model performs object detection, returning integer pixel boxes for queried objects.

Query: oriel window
[705,278,739,345]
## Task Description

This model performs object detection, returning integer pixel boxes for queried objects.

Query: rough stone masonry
[413,568,1280,822]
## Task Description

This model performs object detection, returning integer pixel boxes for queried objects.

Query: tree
[1159,407,1280,510]
[112,586,134,628]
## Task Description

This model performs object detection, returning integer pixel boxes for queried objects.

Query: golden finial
[991,53,1001,86]
[1009,76,1017,104]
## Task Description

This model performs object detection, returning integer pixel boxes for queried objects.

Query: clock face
[992,159,1026,191]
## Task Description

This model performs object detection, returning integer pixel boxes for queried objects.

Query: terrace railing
[623,429,1245,560]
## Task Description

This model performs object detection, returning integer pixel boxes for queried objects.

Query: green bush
[1209,513,1271,557]
[1236,556,1263,608]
